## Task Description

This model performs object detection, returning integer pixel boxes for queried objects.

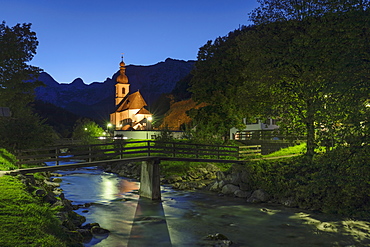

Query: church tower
[115,57,130,105]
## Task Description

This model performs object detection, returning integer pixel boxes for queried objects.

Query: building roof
[116,91,149,112]
[136,107,151,115]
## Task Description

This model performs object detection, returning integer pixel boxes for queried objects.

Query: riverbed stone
[166,175,183,183]
[280,197,298,208]
[200,233,233,246]
[91,226,110,235]
[216,171,226,181]
[209,181,220,192]
[234,189,251,198]
[52,177,63,183]
[247,189,270,203]
[221,184,239,195]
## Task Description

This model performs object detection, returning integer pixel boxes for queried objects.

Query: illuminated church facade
[110,59,153,130]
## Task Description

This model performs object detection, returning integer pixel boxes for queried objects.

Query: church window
[122,88,125,95]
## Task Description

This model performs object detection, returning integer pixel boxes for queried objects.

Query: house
[110,58,153,130]
[230,118,279,140]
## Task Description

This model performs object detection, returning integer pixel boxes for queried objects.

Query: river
[51,163,370,247]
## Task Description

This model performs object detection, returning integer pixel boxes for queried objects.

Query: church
[110,58,153,130]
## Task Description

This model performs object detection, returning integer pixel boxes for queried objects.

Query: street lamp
[106,123,113,137]
[147,116,153,130]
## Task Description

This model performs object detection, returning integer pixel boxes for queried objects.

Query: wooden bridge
[11,140,261,200]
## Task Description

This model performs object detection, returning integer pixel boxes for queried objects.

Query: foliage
[0,112,55,151]
[0,148,18,170]
[190,3,370,157]
[245,145,370,218]
[171,73,193,102]
[0,22,57,151]
[189,27,268,143]
[72,118,104,144]
[0,175,68,246]
[249,0,370,24]
[31,100,81,138]
[155,126,174,142]
[0,22,42,117]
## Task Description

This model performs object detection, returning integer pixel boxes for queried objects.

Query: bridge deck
[8,156,244,175]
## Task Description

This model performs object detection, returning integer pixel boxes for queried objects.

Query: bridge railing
[16,141,261,168]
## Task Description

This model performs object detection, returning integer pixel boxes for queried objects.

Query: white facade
[230,118,279,140]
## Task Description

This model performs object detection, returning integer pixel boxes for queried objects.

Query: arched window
[122,88,125,95]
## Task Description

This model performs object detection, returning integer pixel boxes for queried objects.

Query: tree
[190,1,370,156]
[246,1,370,157]
[190,27,272,142]
[72,119,104,144]
[0,22,56,151]
[0,22,42,116]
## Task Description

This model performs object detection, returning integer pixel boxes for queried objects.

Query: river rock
[247,189,270,203]
[77,228,93,241]
[52,177,63,183]
[234,189,251,198]
[35,189,46,196]
[200,233,233,246]
[166,175,183,183]
[221,184,239,195]
[216,171,226,180]
[43,179,60,187]
[280,197,298,208]
[209,181,221,192]
[91,226,110,235]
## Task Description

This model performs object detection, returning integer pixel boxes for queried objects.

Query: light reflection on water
[51,164,370,247]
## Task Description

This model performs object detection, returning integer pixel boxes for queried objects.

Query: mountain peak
[71,78,85,86]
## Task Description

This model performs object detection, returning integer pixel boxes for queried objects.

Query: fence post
[16,150,21,169]
[172,143,176,158]
[119,143,123,159]
[237,146,240,160]
[88,145,92,162]
[147,141,151,156]
[217,146,220,159]
[55,148,60,165]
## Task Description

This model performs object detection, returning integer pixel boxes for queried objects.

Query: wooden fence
[16,141,261,168]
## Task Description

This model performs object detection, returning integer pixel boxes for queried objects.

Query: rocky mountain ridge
[35,58,195,122]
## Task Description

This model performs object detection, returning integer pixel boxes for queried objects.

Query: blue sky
[1,0,259,84]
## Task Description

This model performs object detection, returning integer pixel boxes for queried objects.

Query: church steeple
[117,55,128,84]
[115,56,130,105]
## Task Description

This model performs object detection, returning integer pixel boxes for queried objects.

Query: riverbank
[103,144,370,220]
[0,148,109,246]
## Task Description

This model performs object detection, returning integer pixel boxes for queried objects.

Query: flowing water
[51,163,370,247]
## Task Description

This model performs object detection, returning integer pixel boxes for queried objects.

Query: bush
[245,145,370,218]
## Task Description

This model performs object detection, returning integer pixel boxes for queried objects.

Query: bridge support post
[139,158,161,200]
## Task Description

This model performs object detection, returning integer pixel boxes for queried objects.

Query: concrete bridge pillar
[139,158,161,200]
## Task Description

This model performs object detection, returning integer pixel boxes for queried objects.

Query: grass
[0,176,68,247]
[263,142,306,157]
[0,148,18,170]
[0,148,71,247]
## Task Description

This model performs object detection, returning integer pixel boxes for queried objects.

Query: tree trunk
[306,102,315,161]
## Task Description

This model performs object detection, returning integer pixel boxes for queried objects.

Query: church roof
[116,91,148,112]
[136,107,151,115]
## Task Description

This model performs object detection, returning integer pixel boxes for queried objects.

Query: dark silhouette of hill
[31,100,81,138]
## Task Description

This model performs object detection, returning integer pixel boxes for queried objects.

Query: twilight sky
[1,0,259,84]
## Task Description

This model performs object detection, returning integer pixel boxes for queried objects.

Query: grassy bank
[245,144,370,218]
[0,148,72,247]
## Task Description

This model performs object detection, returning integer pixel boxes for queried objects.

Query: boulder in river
[247,189,270,203]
